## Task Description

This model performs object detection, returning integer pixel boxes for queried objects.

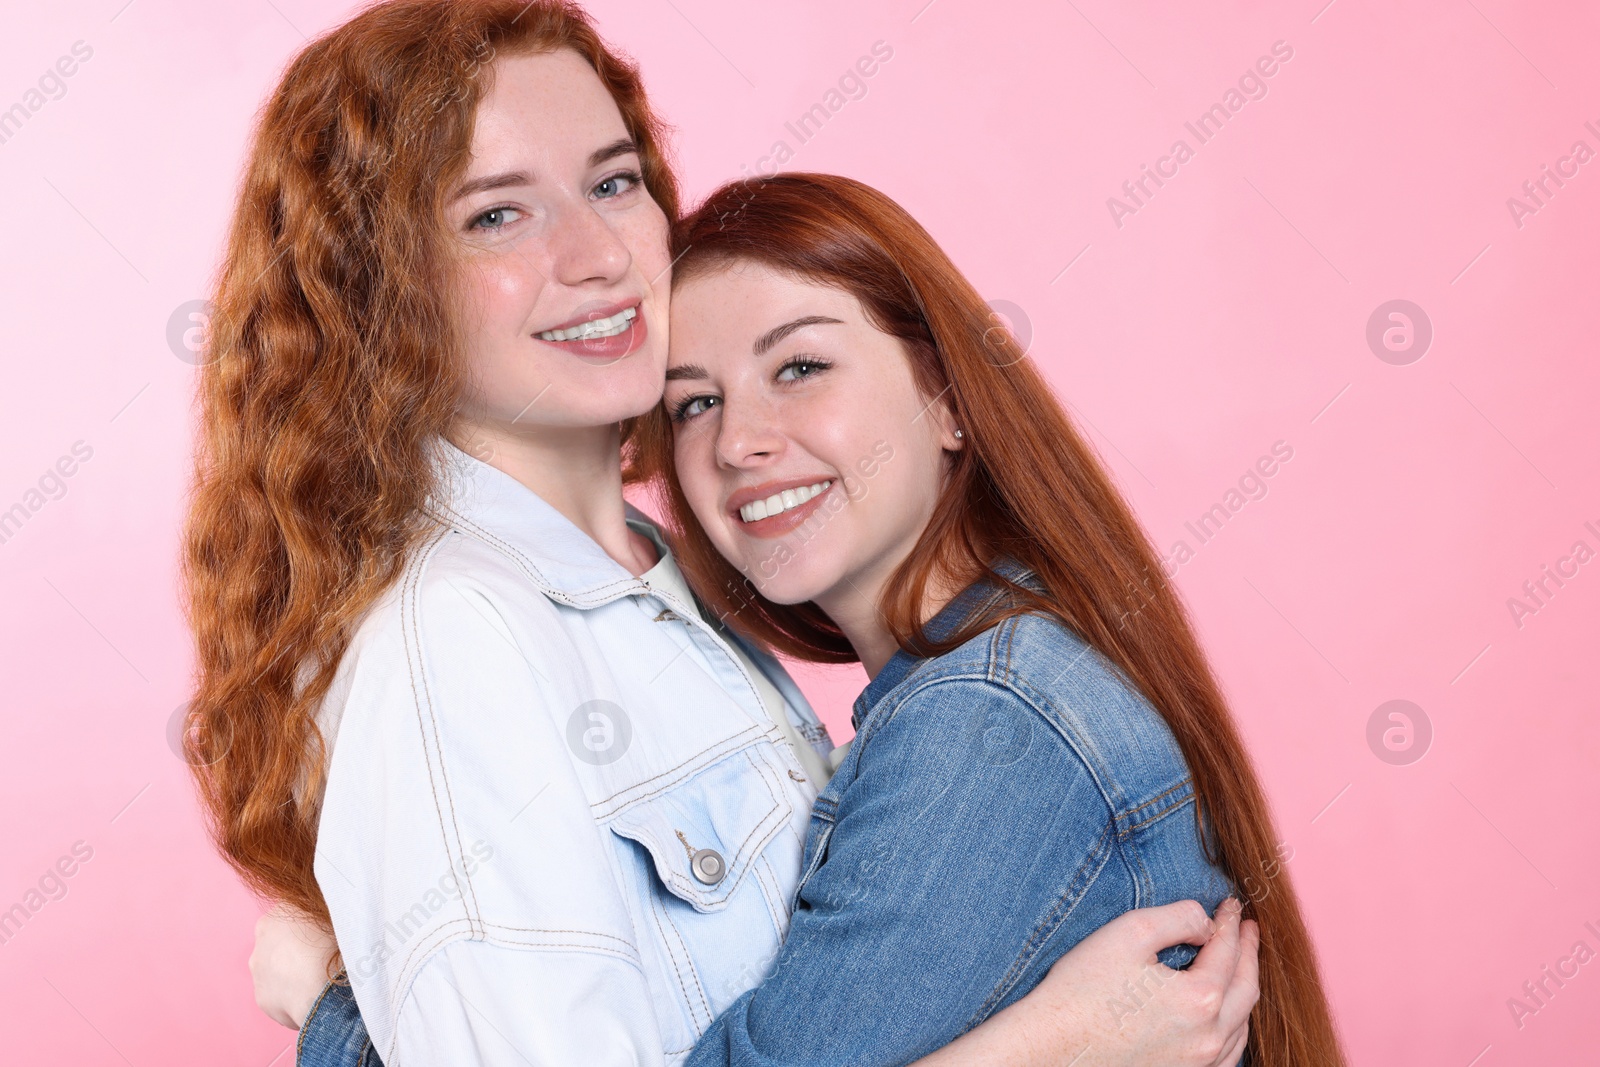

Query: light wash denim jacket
[303,551,1235,1066]
[304,442,833,1066]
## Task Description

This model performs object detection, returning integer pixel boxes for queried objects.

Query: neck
[814,559,964,680]
[450,417,657,577]
[816,581,901,680]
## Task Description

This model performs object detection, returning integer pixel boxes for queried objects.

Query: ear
[931,395,964,452]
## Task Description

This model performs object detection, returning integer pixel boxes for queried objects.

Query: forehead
[669,264,861,348]
[469,49,626,162]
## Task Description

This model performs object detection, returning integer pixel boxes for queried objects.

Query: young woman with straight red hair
[197,1,1259,1064]
[631,173,1348,1067]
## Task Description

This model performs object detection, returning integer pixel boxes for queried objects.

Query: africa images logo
[566,699,632,765]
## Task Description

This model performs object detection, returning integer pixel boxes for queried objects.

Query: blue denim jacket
[684,560,1234,1065]
[298,978,381,1067]
[301,560,1234,1065]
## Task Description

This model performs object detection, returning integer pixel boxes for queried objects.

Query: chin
[742,550,840,608]
[577,366,668,423]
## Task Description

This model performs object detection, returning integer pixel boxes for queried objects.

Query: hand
[914,898,1259,1067]
[249,902,339,1029]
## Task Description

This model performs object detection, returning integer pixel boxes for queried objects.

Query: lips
[534,300,646,361]
[728,477,837,539]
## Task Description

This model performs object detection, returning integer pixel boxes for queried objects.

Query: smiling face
[665,260,962,627]
[448,49,671,446]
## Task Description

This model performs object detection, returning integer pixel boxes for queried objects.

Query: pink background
[1,0,1595,1062]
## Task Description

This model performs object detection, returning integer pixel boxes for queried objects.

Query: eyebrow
[451,170,532,202]
[665,315,845,382]
[589,137,640,168]
[449,139,641,202]
[753,315,844,356]
[664,363,708,382]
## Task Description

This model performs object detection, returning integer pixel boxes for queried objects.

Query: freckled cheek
[674,438,727,537]
[845,434,919,519]
[794,398,879,483]
[466,255,549,329]
[894,464,940,528]
[618,209,671,288]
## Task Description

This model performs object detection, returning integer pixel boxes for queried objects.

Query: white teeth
[536,305,637,342]
[738,481,832,524]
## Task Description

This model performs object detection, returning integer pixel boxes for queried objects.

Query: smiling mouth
[738,480,833,523]
[535,305,637,343]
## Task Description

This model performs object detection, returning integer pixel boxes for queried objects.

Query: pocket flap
[607,745,792,912]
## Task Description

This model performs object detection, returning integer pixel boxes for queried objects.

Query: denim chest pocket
[606,744,802,1052]
[608,744,794,912]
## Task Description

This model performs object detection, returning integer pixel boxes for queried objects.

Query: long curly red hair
[182,0,679,929]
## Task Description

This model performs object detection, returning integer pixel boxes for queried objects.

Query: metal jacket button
[690,848,726,885]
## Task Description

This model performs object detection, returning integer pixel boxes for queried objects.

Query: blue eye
[470,206,522,231]
[594,171,642,200]
[776,358,830,382]
[671,394,719,422]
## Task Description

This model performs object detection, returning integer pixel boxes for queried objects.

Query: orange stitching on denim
[720,749,786,881]
[750,854,786,937]
[398,536,482,937]
[629,756,783,904]
[441,508,638,604]
[650,884,713,1027]
[405,536,485,932]
[295,975,343,1059]
[648,887,695,1019]
[475,921,635,947]
[1124,791,1196,835]
[390,916,641,999]
[591,726,767,814]
[1122,778,1190,819]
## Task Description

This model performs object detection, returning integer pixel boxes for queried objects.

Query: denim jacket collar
[851,558,1039,730]
[427,438,657,610]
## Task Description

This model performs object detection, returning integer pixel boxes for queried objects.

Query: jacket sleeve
[295,976,377,1067]
[683,678,1131,1067]
[315,548,663,1066]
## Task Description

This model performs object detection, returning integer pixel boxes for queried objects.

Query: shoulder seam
[399,532,485,939]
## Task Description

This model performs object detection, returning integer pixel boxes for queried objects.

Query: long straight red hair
[633,173,1346,1066]
[183,0,678,930]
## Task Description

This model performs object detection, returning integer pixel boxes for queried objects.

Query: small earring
[954,429,965,439]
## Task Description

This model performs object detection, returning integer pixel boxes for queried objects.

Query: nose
[546,196,632,287]
[712,389,786,472]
